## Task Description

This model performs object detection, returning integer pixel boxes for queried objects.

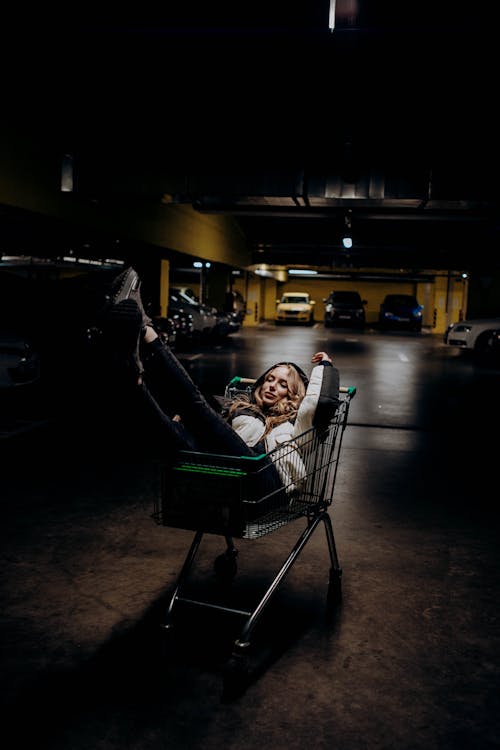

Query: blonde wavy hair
[226,363,307,437]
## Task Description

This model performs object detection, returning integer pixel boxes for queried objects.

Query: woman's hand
[311,351,332,364]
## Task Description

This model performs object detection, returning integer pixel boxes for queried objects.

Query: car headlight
[453,325,472,333]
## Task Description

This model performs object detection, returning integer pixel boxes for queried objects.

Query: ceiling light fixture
[342,210,353,248]
[329,0,336,31]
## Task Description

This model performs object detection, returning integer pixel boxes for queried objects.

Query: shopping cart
[152,377,356,696]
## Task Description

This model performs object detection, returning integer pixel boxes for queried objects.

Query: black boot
[106,266,152,329]
[103,298,145,380]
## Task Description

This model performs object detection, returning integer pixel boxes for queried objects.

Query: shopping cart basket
[152,378,356,696]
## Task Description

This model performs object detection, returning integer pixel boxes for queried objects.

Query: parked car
[323,290,366,328]
[483,329,500,363]
[224,290,247,323]
[167,293,196,346]
[169,289,218,338]
[174,286,240,337]
[0,329,44,421]
[214,309,240,337]
[444,317,500,359]
[275,292,315,325]
[151,316,177,348]
[379,294,423,332]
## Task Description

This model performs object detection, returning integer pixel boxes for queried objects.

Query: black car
[0,329,44,421]
[224,290,246,324]
[214,310,241,337]
[323,290,367,328]
[378,294,423,332]
[151,316,177,348]
[167,293,195,348]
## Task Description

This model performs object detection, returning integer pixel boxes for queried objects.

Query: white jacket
[231,362,339,490]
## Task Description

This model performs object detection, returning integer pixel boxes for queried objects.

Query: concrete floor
[1,325,499,750]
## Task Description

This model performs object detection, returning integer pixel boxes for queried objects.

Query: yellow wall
[257,273,466,333]
[243,275,262,326]
[276,279,422,325]
[263,279,280,321]
[162,269,467,332]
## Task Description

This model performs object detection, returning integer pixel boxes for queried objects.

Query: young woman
[220,355,338,490]
[98,268,340,477]
[224,355,338,450]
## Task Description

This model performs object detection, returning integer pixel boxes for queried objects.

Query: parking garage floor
[1,324,499,750]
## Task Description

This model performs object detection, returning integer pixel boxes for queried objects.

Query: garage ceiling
[1,2,498,273]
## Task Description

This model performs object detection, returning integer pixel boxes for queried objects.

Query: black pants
[135,337,258,457]
[89,335,284,514]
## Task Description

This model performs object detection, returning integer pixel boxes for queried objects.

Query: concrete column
[159,259,170,317]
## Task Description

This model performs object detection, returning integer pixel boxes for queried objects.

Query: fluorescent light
[329,0,336,31]
[289,269,318,275]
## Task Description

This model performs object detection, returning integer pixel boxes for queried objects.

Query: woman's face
[258,365,291,407]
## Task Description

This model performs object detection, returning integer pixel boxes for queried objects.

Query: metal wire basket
[153,387,354,539]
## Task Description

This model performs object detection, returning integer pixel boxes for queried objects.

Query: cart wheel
[214,551,238,582]
[327,568,342,608]
[222,654,251,700]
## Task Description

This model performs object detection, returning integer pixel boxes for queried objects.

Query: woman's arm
[292,352,340,436]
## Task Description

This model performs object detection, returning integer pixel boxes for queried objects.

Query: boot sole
[112,269,140,305]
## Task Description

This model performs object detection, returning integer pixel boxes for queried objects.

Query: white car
[275,292,315,325]
[444,317,500,355]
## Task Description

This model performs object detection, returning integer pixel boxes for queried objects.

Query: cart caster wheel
[214,551,238,582]
[327,568,342,608]
[222,654,251,700]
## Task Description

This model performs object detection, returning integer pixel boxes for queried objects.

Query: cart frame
[152,381,355,695]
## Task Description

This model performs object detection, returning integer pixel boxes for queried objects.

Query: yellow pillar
[159,259,170,317]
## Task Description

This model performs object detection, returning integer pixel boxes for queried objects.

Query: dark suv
[378,294,423,332]
[323,290,367,328]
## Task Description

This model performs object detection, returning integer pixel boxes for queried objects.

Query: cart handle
[340,385,357,397]
[228,376,256,386]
